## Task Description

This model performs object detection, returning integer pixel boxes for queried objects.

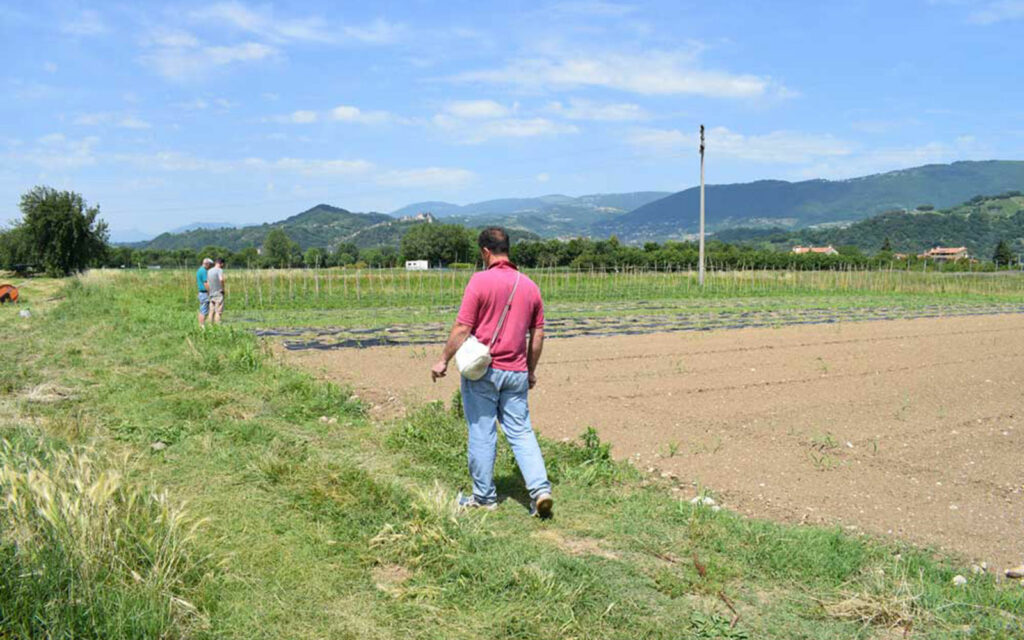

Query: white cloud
[73,112,153,129]
[376,167,475,188]
[630,126,852,163]
[43,62,58,74]
[119,116,152,130]
[444,100,512,119]
[288,110,318,124]
[38,133,67,145]
[123,152,470,190]
[628,125,989,180]
[330,105,393,124]
[850,117,921,134]
[433,113,579,144]
[546,2,637,16]
[204,42,276,65]
[190,2,334,43]
[7,134,100,170]
[141,38,277,80]
[190,3,404,45]
[132,151,230,172]
[74,113,110,126]
[147,30,201,48]
[452,50,782,98]
[175,98,209,110]
[342,18,406,44]
[536,172,551,182]
[546,98,647,121]
[116,152,375,175]
[969,1,1024,23]
[258,157,375,175]
[796,137,990,180]
[267,106,396,125]
[61,10,109,36]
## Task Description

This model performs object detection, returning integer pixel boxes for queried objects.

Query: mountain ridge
[603,160,1024,242]
[134,161,1024,251]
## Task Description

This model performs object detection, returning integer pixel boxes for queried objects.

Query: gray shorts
[198,292,210,315]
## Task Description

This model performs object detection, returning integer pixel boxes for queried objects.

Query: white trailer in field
[405,260,429,271]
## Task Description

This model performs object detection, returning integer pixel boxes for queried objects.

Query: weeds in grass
[808,451,839,471]
[369,481,469,572]
[662,440,681,458]
[895,395,912,421]
[819,558,928,632]
[449,388,464,419]
[548,427,632,487]
[580,426,611,463]
[808,432,843,471]
[689,611,750,639]
[387,401,466,478]
[249,436,309,485]
[0,436,215,638]
[690,436,724,455]
[810,432,839,451]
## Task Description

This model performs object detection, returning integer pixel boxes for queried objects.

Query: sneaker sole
[534,495,553,518]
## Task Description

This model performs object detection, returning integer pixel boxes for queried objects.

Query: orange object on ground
[0,284,18,303]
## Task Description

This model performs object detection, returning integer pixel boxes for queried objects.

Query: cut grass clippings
[0,271,1022,639]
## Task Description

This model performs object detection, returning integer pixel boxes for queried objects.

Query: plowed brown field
[281,314,1024,571]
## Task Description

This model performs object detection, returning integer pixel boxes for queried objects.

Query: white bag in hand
[454,335,491,380]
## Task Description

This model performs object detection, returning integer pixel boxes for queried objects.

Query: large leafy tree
[303,247,328,268]
[0,225,32,270]
[18,186,108,276]
[992,238,1015,266]
[334,242,359,266]
[262,228,299,268]
[400,223,473,266]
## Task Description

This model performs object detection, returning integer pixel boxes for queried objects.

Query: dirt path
[281,314,1024,572]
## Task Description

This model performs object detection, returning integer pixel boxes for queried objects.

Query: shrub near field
[0,272,1022,638]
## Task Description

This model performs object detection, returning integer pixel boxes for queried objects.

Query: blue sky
[2,0,1022,237]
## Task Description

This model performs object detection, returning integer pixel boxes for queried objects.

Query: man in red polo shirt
[431,227,553,518]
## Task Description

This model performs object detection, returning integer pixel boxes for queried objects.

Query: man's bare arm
[431,322,473,381]
[527,327,544,389]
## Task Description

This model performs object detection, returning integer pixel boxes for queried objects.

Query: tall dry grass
[0,439,215,638]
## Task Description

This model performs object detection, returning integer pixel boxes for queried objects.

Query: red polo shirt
[456,260,544,372]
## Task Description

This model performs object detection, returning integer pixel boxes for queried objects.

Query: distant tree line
[509,236,1009,271]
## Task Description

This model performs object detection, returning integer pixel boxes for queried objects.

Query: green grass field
[131,266,1024,330]
[1,271,1023,638]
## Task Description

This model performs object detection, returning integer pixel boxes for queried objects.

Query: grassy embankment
[1,272,1022,639]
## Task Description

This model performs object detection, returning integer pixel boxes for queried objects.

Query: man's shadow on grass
[494,471,552,519]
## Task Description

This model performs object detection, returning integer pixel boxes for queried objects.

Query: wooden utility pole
[699,124,706,287]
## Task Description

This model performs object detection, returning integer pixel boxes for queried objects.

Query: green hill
[720,192,1024,258]
[392,192,671,238]
[604,161,1024,243]
[143,204,390,251]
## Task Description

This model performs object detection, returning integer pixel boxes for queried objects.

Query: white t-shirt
[207,266,224,295]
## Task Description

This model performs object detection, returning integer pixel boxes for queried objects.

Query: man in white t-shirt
[207,258,226,324]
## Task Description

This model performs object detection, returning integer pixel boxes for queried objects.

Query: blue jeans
[461,368,551,503]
